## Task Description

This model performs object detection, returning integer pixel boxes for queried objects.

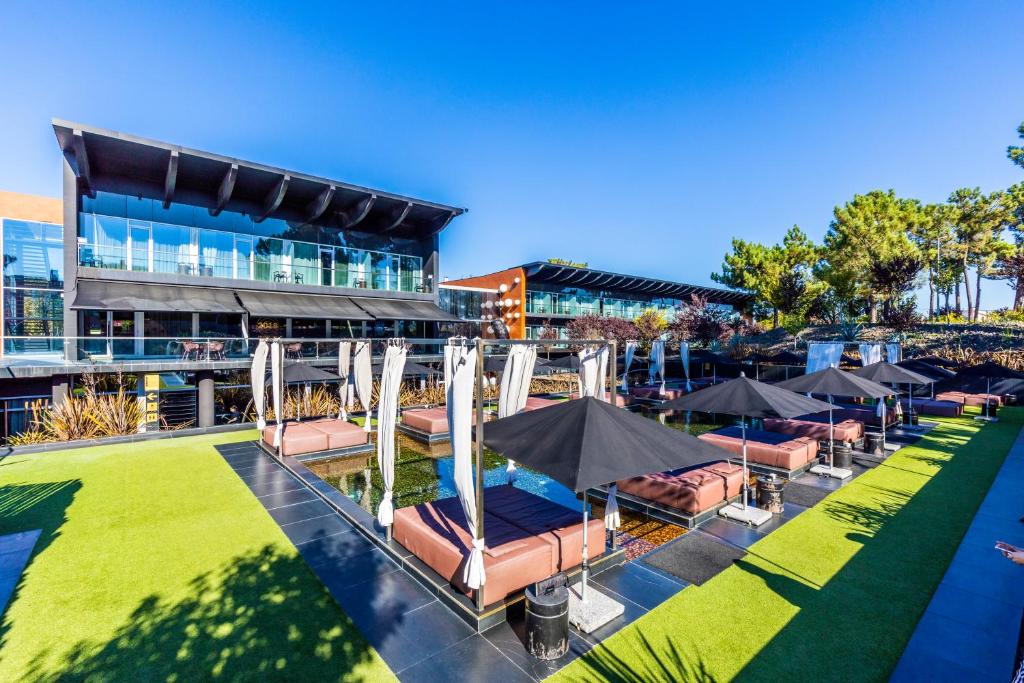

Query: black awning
[236,290,371,320]
[71,280,243,313]
[351,296,462,322]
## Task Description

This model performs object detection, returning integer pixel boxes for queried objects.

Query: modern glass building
[441,261,751,339]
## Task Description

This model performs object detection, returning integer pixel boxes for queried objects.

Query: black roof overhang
[53,120,466,241]
[521,262,752,306]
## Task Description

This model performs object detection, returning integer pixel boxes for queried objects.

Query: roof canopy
[521,261,751,306]
[53,120,466,241]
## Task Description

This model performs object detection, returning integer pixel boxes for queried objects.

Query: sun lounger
[392,486,604,606]
[762,417,864,444]
[261,418,369,456]
[898,397,963,418]
[616,461,743,516]
[698,426,818,471]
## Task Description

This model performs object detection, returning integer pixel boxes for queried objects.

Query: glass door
[319,246,333,287]
[234,235,252,280]
[129,222,151,272]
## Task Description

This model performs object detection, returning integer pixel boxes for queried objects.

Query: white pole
[986,377,991,419]
[828,395,835,472]
[881,400,887,452]
[741,415,748,509]
[581,490,589,602]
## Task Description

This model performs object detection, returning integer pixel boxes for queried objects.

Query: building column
[51,374,70,406]
[197,370,215,428]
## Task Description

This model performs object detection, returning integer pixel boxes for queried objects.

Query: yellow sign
[144,374,160,391]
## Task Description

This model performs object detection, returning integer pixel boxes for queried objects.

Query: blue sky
[1,1,1022,308]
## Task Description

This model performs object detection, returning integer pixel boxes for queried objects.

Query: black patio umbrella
[946,361,1024,420]
[547,354,581,370]
[851,362,933,435]
[914,355,960,369]
[266,362,339,421]
[482,396,736,599]
[689,349,738,383]
[896,359,956,382]
[776,367,893,471]
[373,360,440,377]
[482,354,557,376]
[660,375,834,522]
[744,350,806,365]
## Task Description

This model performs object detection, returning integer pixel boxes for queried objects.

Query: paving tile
[297,528,376,568]
[897,611,1015,681]
[312,547,400,593]
[483,615,592,680]
[231,459,282,476]
[574,587,648,647]
[266,499,334,525]
[280,513,353,544]
[924,580,1022,639]
[698,517,763,549]
[942,551,1024,605]
[779,502,808,521]
[236,467,293,487]
[332,568,435,633]
[397,633,533,682]
[0,530,40,613]
[890,641,994,682]
[591,560,685,611]
[257,487,318,510]
[245,476,307,498]
[0,529,41,555]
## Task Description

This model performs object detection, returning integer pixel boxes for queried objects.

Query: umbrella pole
[581,490,589,603]
[881,400,887,452]
[741,416,748,509]
[986,377,991,419]
[473,338,486,612]
[829,402,835,472]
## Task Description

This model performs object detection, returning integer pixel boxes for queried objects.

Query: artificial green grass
[0,431,395,682]
[554,407,1024,683]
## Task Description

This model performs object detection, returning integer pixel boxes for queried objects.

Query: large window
[78,191,427,293]
[143,312,193,356]
[2,219,64,355]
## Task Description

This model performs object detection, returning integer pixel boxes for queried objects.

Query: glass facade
[2,219,64,354]
[525,289,673,320]
[438,286,496,321]
[78,192,431,293]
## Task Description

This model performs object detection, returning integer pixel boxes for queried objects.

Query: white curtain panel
[337,341,351,420]
[680,342,692,392]
[807,342,844,373]
[375,342,407,528]
[604,483,621,531]
[578,345,608,399]
[859,343,883,366]
[497,344,538,483]
[447,343,486,589]
[251,340,269,429]
[270,341,283,448]
[886,343,902,363]
[354,341,373,432]
[622,341,637,393]
[648,340,666,393]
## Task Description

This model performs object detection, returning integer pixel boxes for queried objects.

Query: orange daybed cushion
[402,407,449,434]
[698,427,818,470]
[306,418,369,449]
[617,461,742,516]
[763,417,864,443]
[261,423,329,456]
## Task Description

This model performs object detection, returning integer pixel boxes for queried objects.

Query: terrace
[2,385,1019,680]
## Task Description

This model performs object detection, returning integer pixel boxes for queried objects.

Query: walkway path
[891,423,1024,681]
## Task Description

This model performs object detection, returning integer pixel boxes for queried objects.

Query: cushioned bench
[698,426,818,470]
[899,397,963,418]
[763,417,863,443]
[803,403,899,429]
[936,391,1001,408]
[617,461,743,516]
[261,418,368,456]
[629,385,683,400]
[393,486,604,606]
[401,407,449,434]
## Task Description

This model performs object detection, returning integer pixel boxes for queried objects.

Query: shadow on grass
[22,544,390,682]
[576,629,719,683]
[0,480,81,648]
[729,411,1023,681]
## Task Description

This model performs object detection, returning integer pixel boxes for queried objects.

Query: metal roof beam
[339,194,376,229]
[162,150,179,209]
[305,184,335,223]
[425,209,459,238]
[382,201,413,232]
[71,130,94,198]
[210,163,238,216]
[255,174,289,223]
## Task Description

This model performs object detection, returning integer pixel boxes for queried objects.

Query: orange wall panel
[445,266,528,339]
[0,191,62,224]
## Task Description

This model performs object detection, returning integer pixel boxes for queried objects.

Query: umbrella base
[973,415,999,423]
[719,502,772,527]
[568,583,624,633]
[810,464,852,480]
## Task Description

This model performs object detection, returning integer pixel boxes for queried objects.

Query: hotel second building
[439,262,751,339]
[0,120,465,439]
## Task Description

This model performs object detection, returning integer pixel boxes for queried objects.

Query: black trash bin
[756,474,786,514]
[831,443,853,468]
[864,432,883,455]
[525,579,569,660]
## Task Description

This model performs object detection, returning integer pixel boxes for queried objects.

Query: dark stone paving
[0,529,40,615]
[215,442,677,680]
[891,424,1024,682]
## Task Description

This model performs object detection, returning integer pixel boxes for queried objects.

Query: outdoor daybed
[814,402,900,429]
[629,385,683,400]
[616,461,743,517]
[261,418,370,457]
[935,391,1002,409]
[392,485,604,606]
[762,417,864,445]
[898,397,963,418]
[399,406,450,442]
[698,426,819,472]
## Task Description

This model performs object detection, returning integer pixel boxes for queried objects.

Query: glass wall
[2,219,64,355]
[78,192,429,293]
[438,287,496,320]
